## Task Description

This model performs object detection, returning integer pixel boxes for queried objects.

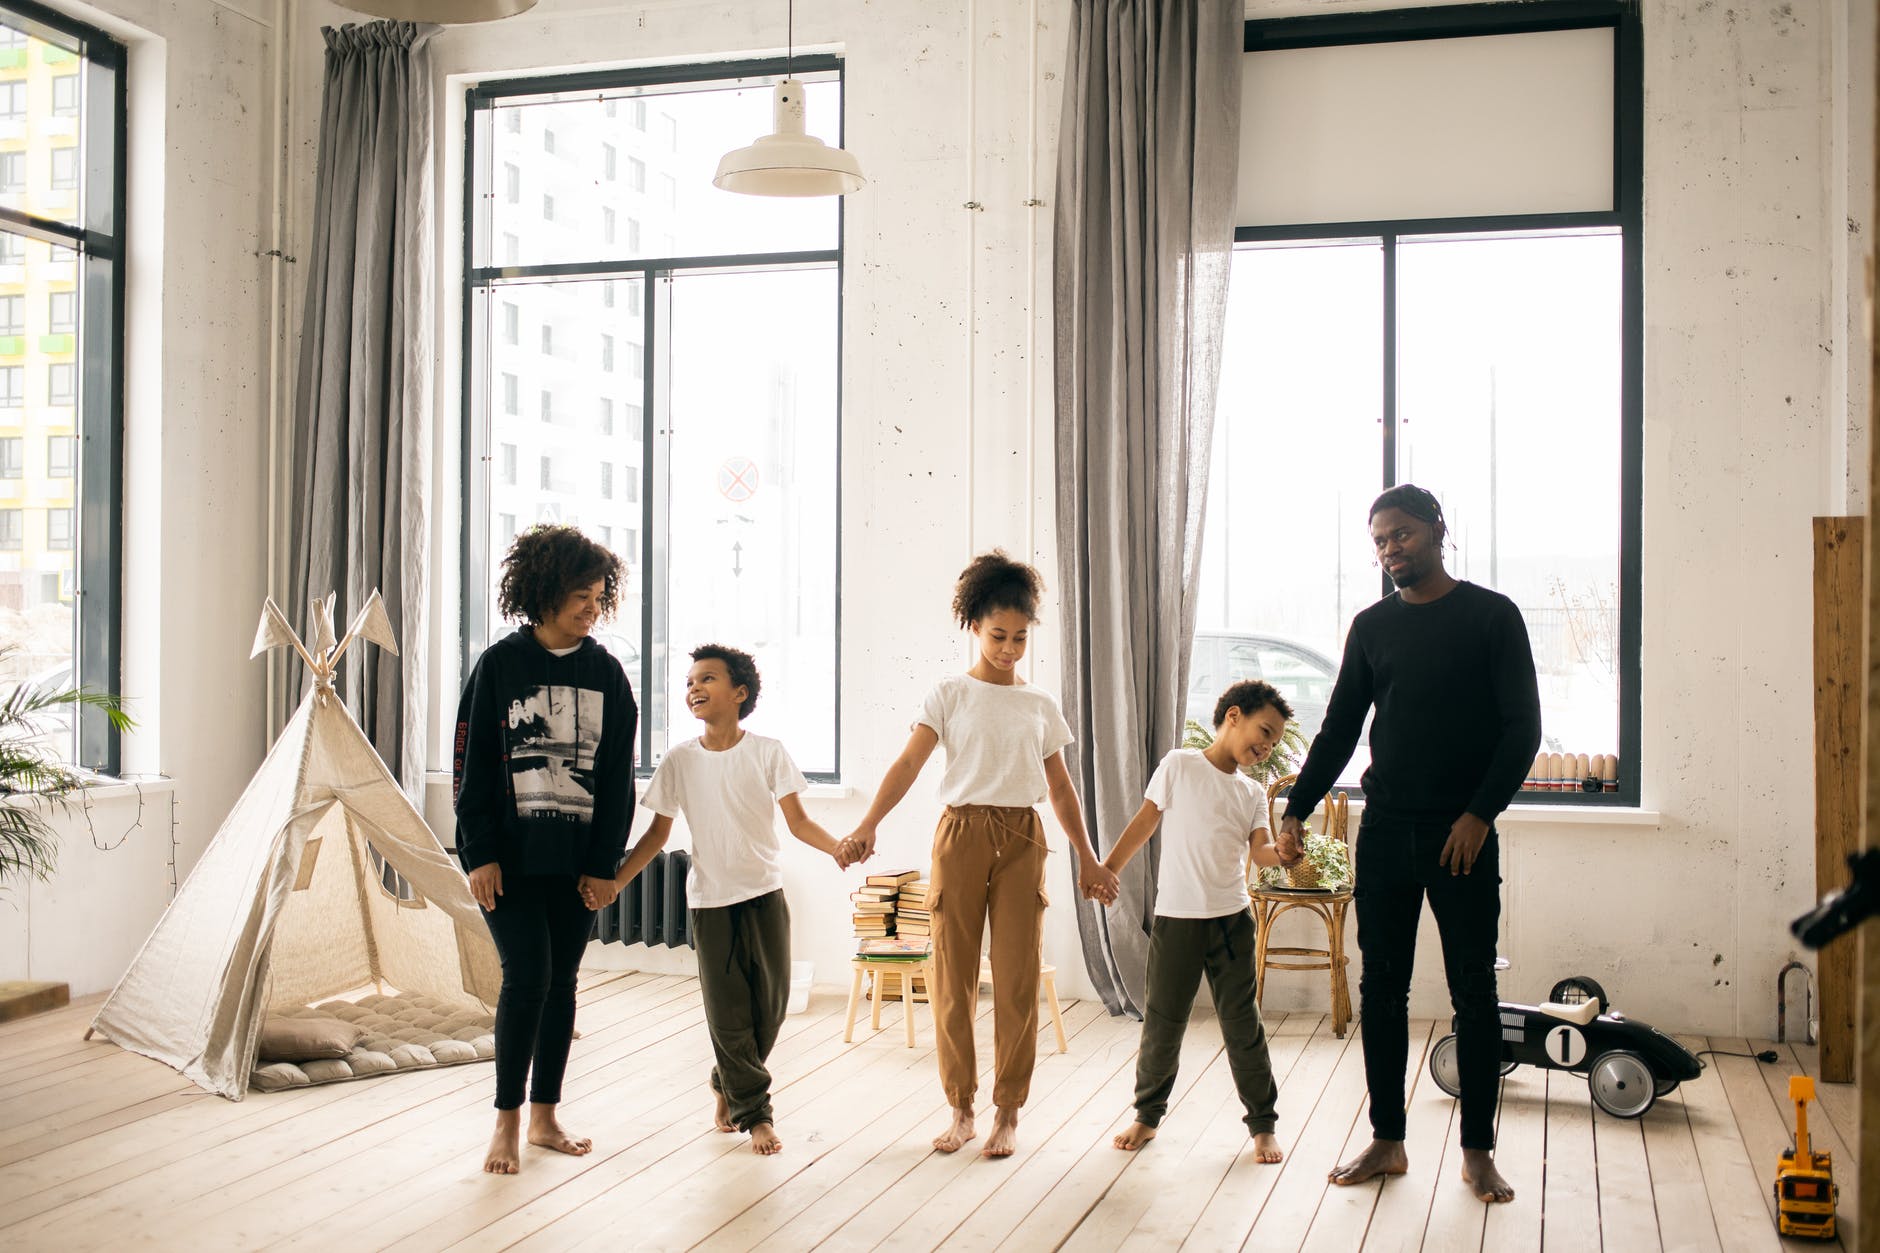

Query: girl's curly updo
[496,525,624,625]
[952,549,1044,629]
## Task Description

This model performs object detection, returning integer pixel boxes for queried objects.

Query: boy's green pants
[693,889,791,1132]
[1133,909,1279,1134]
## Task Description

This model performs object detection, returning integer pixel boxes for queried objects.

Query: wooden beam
[1860,23,1880,1243]
[1815,516,1862,1082]
[0,982,69,1024]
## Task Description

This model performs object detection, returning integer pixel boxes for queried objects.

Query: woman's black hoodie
[452,629,638,880]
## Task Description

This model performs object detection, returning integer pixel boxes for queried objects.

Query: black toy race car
[1428,975,1705,1118]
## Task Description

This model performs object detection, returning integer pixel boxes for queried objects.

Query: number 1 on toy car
[1545,1024,1588,1067]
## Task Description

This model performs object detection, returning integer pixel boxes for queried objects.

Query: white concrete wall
[50,0,277,862]
[261,0,1866,1037]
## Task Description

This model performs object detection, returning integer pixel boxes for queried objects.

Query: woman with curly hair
[453,525,637,1175]
[840,551,1120,1160]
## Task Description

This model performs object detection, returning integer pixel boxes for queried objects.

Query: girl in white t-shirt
[840,551,1120,1160]
[1099,679,1294,1161]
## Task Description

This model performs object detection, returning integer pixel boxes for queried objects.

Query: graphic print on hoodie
[454,629,638,879]
[507,686,602,819]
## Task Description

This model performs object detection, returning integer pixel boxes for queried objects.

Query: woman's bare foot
[981,1106,1019,1159]
[933,1107,976,1153]
[1113,1121,1157,1151]
[750,1122,783,1155]
[484,1109,521,1174]
[1328,1138,1408,1185]
[1461,1148,1515,1202]
[526,1103,592,1156]
[1252,1131,1284,1163]
[712,1087,735,1133]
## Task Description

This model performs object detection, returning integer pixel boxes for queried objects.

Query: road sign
[718,456,759,502]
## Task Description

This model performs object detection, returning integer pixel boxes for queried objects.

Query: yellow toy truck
[1773,1075,1836,1240]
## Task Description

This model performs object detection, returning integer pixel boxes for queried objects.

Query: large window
[464,58,844,778]
[0,5,126,771]
[1207,3,1642,804]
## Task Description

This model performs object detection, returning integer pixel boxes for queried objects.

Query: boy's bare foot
[526,1104,592,1156]
[750,1122,783,1155]
[1328,1138,1408,1185]
[1113,1121,1157,1151]
[1252,1131,1284,1163]
[712,1087,735,1133]
[1461,1148,1515,1202]
[981,1106,1019,1159]
[933,1107,976,1153]
[484,1109,521,1174]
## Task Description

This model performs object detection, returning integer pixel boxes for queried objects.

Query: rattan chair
[1249,772,1354,1038]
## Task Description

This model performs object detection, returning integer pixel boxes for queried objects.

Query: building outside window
[465,62,844,776]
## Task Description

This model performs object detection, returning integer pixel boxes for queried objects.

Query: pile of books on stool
[854,871,930,998]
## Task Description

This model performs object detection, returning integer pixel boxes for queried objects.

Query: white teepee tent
[88,593,502,1099]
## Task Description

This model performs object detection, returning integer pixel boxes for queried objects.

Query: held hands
[1079,856,1120,906]
[1275,816,1308,866]
[578,874,621,911]
[1438,813,1490,876]
[834,827,877,870]
[468,863,503,911]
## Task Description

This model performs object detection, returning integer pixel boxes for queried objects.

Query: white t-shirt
[915,674,1074,807]
[641,732,808,909]
[1143,748,1270,918]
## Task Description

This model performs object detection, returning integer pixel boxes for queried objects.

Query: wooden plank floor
[0,975,1856,1252]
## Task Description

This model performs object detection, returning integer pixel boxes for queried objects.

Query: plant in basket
[1258,822,1351,892]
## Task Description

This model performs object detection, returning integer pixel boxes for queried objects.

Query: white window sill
[0,773,175,805]
[1339,797,1660,829]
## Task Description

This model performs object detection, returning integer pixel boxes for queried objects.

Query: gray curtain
[1053,0,1241,1016]
[287,22,436,795]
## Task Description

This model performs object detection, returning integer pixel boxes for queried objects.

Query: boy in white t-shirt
[1100,679,1296,1160]
[607,644,843,1156]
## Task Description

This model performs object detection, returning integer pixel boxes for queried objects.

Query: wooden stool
[1250,779,1355,1038]
[845,958,930,1047]
[978,957,1069,1054]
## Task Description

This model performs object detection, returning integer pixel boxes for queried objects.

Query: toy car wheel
[1653,1077,1679,1097]
[1428,1033,1462,1098]
[1588,1049,1656,1118]
[1548,976,1609,1009]
[1501,1058,1519,1076]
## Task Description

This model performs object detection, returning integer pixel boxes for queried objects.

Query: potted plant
[0,648,134,893]
[1182,716,1350,891]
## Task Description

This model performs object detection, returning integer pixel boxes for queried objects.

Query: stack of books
[852,869,918,943]
[896,879,932,940]
[853,869,926,954]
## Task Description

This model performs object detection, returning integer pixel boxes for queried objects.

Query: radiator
[592,849,694,949]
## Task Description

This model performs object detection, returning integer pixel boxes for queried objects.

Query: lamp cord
[1694,1048,1782,1064]
[786,0,793,79]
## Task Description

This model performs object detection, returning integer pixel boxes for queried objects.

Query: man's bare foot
[981,1106,1019,1159]
[483,1109,521,1174]
[933,1107,976,1153]
[1113,1121,1157,1151]
[1252,1131,1284,1163]
[1461,1148,1514,1203]
[1328,1138,1408,1185]
[526,1103,592,1157]
[712,1087,735,1133]
[750,1122,783,1155]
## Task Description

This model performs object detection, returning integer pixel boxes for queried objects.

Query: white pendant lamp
[713,1,864,197]
[335,0,535,21]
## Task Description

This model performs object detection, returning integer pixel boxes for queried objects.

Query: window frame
[0,2,122,771]
[461,55,847,781]
[1239,0,1641,806]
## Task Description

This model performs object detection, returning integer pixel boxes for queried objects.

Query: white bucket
[787,960,813,1014]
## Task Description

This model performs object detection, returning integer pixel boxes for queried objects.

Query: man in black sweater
[1276,484,1541,1205]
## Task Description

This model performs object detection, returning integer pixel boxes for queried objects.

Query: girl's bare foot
[1113,1121,1157,1151]
[712,1087,735,1133]
[1328,1138,1408,1185]
[981,1106,1019,1159]
[933,1107,976,1153]
[526,1103,593,1156]
[1461,1148,1515,1202]
[1252,1131,1284,1163]
[484,1109,521,1174]
[750,1122,783,1155]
